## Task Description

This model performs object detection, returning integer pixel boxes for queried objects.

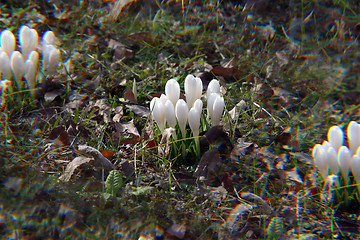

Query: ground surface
[1,0,360,239]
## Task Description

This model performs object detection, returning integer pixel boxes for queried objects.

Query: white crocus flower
[184,74,202,109]
[0,30,16,56]
[164,100,176,129]
[188,107,200,138]
[193,98,203,116]
[42,31,60,47]
[10,51,25,89]
[165,78,180,107]
[28,50,39,68]
[24,59,36,95]
[313,144,328,180]
[151,97,166,133]
[19,26,39,59]
[175,99,188,138]
[211,95,225,126]
[327,125,344,151]
[43,45,60,76]
[338,146,352,184]
[0,51,11,79]
[351,154,360,193]
[207,79,220,96]
[347,121,360,155]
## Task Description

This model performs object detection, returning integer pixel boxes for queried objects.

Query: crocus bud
[338,146,351,183]
[28,50,39,68]
[188,107,200,137]
[207,92,219,121]
[165,78,180,107]
[347,121,360,154]
[151,98,166,132]
[24,59,36,91]
[10,51,25,89]
[19,26,39,59]
[185,74,202,109]
[314,144,328,180]
[164,100,176,128]
[193,98,203,115]
[0,51,11,79]
[43,45,60,76]
[351,155,360,192]
[327,125,344,151]
[43,31,59,47]
[327,147,339,174]
[207,79,220,96]
[0,30,16,56]
[211,95,224,126]
[175,99,188,137]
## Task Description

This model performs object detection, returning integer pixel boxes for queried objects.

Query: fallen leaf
[112,106,124,122]
[124,85,137,103]
[77,145,115,170]
[59,156,93,182]
[210,66,242,81]
[49,126,71,147]
[115,119,140,136]
[240,192,274,214]
[119,159,135,178]
[126,104,150,118]
[119,132,141,146]
[222,203,253,230]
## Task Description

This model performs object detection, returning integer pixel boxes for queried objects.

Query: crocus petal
[327,147,339,174]
[327,125,344,151]
[207,92,219,121]
[351,155,360,192]
[0,51,11,79]
[45,47,60,76]
[43,31,59,46]
[193,98,203,115]
[338,146,352,183]
[24,59,36,89]
[184,74,197,108]
[175,99,188,136]
[152,100,166,132]
[28,50,39,68]
[1,30,16,56]
[165,78,180,107]
[10,51,25,88]
[207,79,220,96]
[314,145,328,180]
[321,140,332,150]
[188,107,200,137]
[194,77,203,100]
[347,121,360,155]
[211,95,224,126]
[19,26,39,59]
[165,100,176,128]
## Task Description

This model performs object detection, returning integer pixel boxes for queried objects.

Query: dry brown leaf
[112,106,124,122]
[210,66,242,81]
[115,119,140,136]
[48,126,71,147]
[240,192,274,214]
[94,99,112,123]
[119,159,135,178]
[77,145,114,170]
[222,203,253,230]
[108,0,138,21]
[126,104,150,118]
[124,85,137,103]
[119,132,141,146]
[59,156,93,182]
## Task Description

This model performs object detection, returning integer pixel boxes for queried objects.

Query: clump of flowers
[0,26,61,104]
[150,74,225,159]
[312,121,360,211]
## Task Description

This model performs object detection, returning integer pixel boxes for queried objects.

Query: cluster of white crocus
[0,26,60,95]
[312,121,360,192]
[150,75,225,155]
